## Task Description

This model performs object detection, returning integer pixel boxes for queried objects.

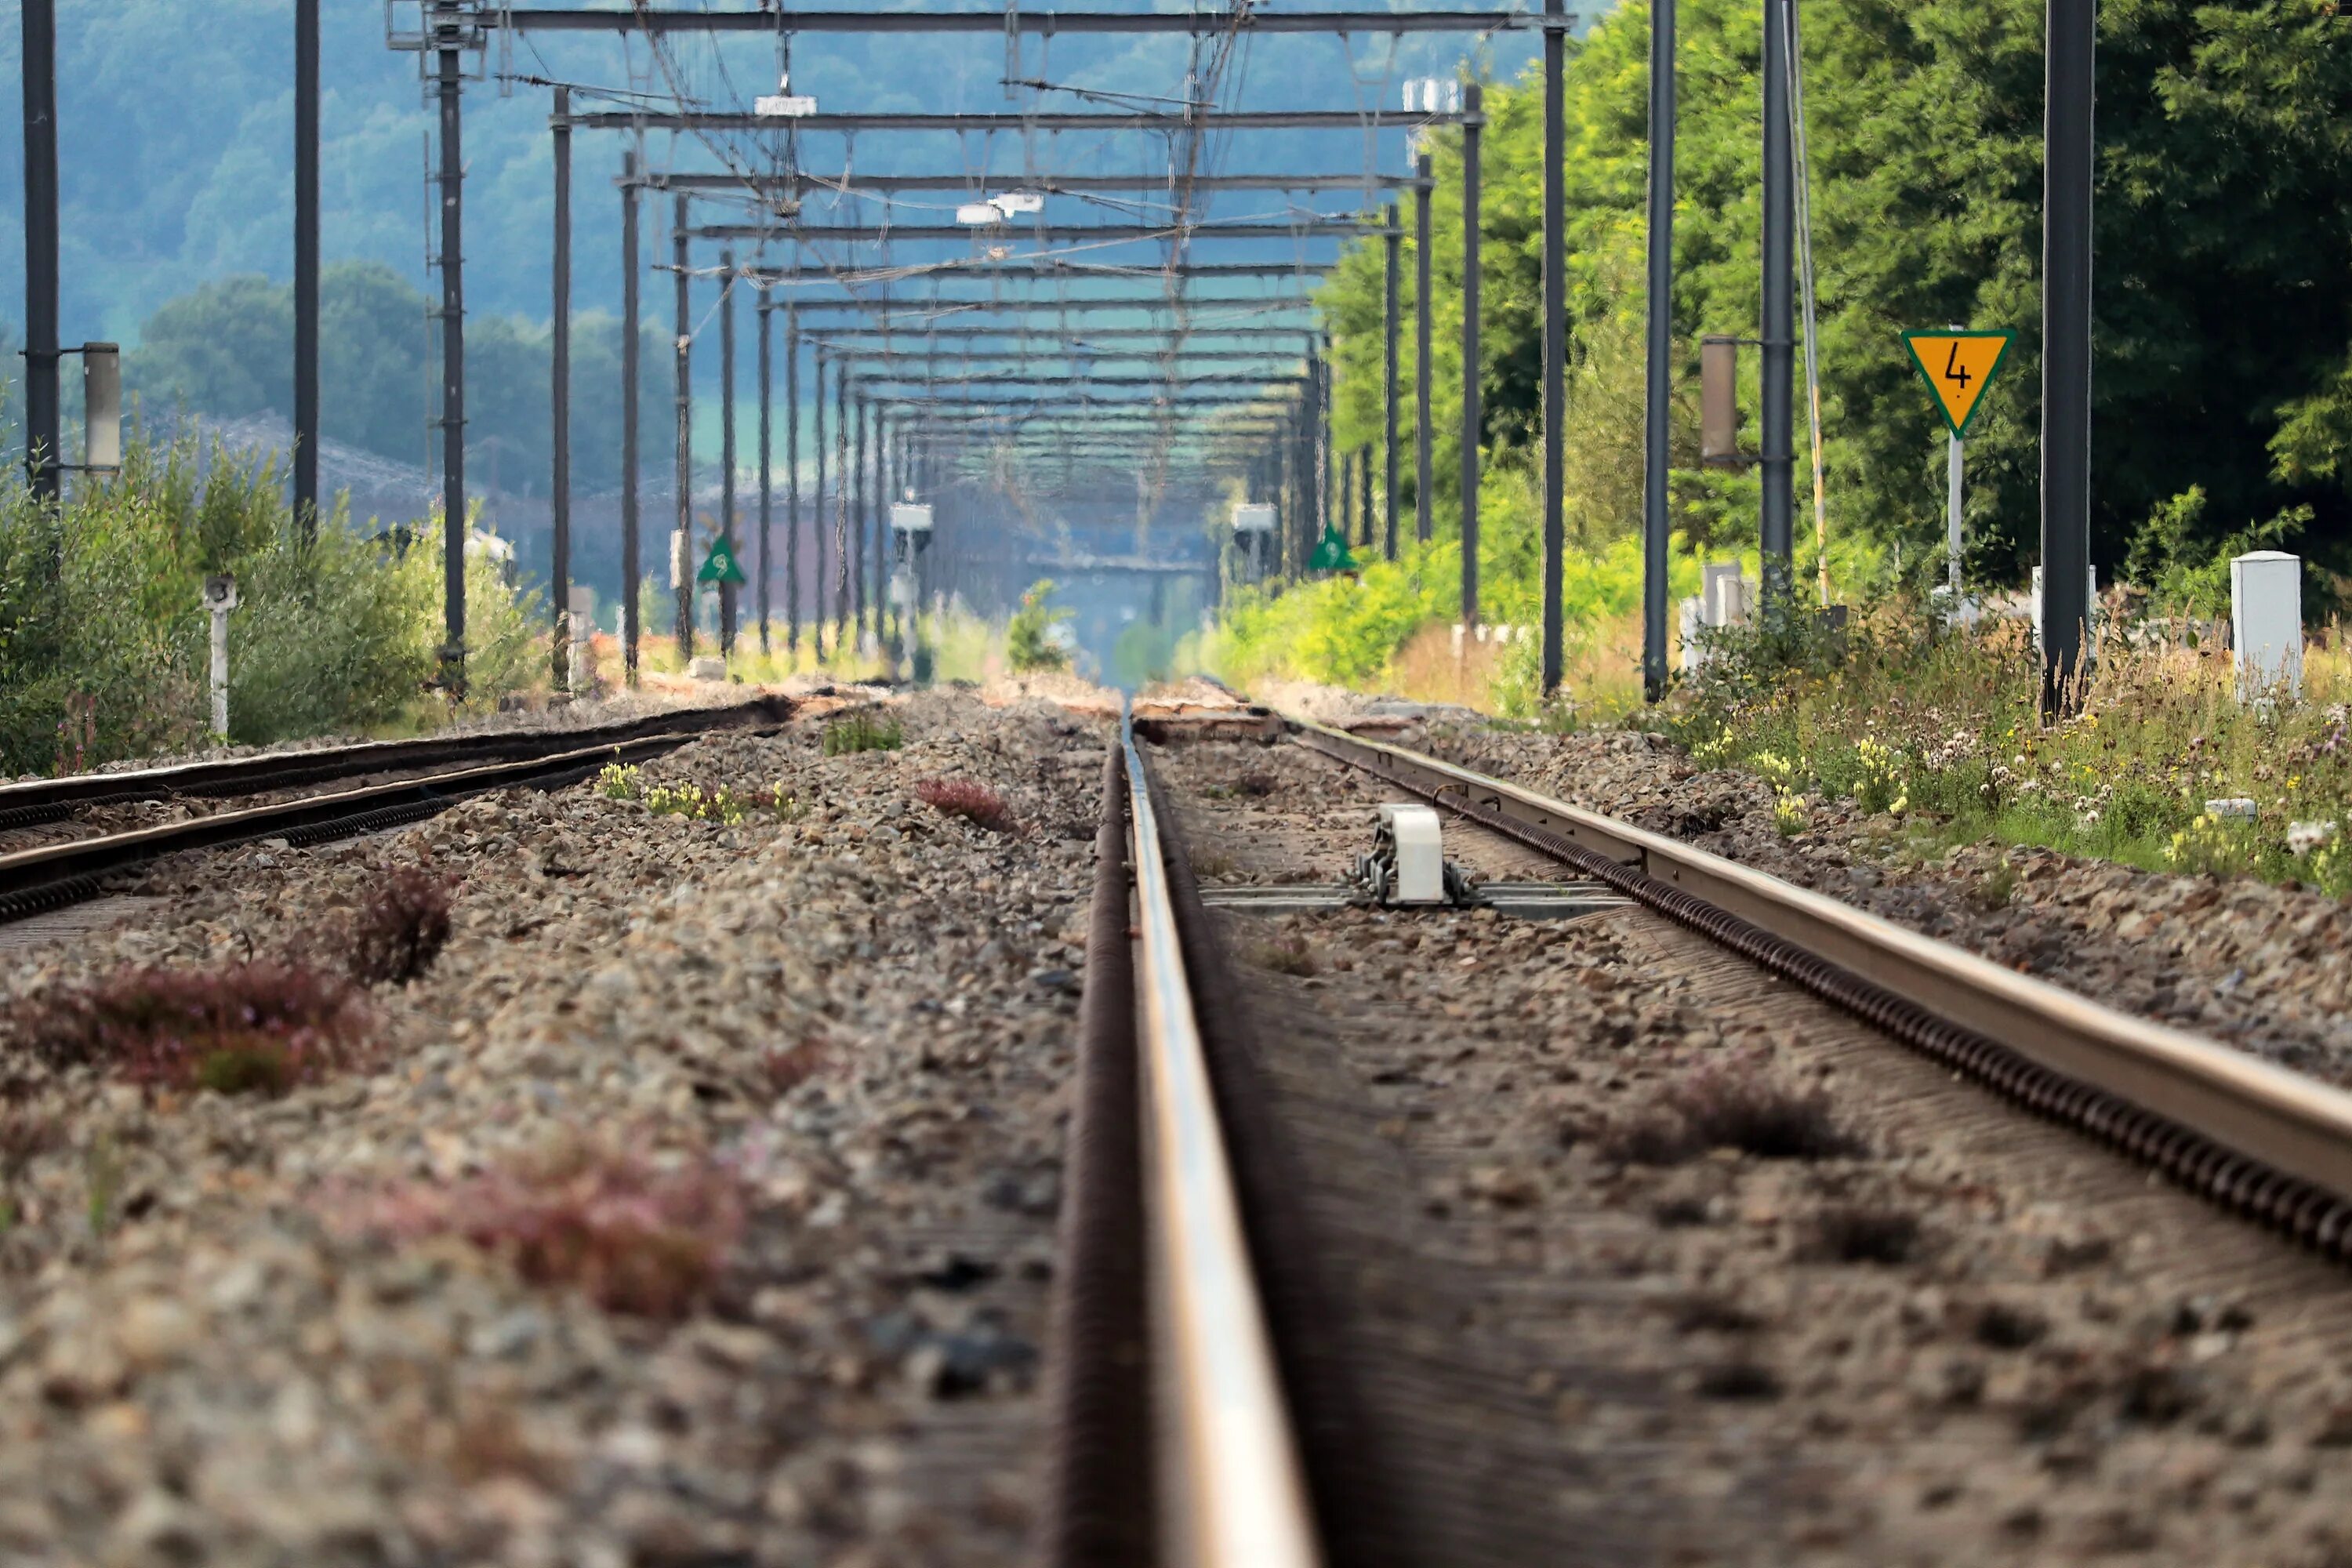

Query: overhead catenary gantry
[496,7,1541,34]
[642,172,1432,197]
[804,326,1315,342]
[495,0,1512,682]
[393,0,2112,710]
[688,220,1393,243]
[568,107,1470,134]
[818,350,1308,368]
[776,296,1318,320]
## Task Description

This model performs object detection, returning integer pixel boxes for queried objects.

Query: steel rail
[1290,717,2352,1247]
[1038,752,1151,1566]
[0,718,782,926]
[0,699,789,829]
[1123,714,1321,1568]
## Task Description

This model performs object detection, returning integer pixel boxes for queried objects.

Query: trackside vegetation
[1210,0,2352,717]
[0,432,540,775]
[1667,611,2352,897]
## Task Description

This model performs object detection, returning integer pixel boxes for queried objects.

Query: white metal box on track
[1377,804,1447,905]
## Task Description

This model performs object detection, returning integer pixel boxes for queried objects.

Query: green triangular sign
[697,538,747,585]
[1308,524,1356,573]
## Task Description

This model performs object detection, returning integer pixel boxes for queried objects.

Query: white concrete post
[201,575,238,739]
[1700,561,1743,629]
[567,584,593,691]
[1679,595,1706,671]
[2231,550,2302,702]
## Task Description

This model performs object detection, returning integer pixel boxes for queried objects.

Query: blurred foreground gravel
[0,690,1108,1566]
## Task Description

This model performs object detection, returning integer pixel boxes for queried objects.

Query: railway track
[1054,707,2352,1564]
[0,696,794,924]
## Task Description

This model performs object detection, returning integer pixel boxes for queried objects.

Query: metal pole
[2042,0,2094,717]
[884,413,900,647]
[621,154,641,685]
[1414,154,1433,546]
[834,365,850,638]
[1340,437,1355,547]
[1541,0,1566,693]
[549,86,572,687]
[757,297,773,655]
[20,0,57,503]
[874,402,889,641]
[1320,347,1335,548]
[294,0,320,539]
[1460,81,1483,630]
[883,411,896,644]
[673,194,694,659]
[1642,0,1675,701]
[1282,408,1299,577]
[815,350,830,658]
[786,306,801,655]
[1294,382,1312,575]
[854,393,869,644]
[1358,445,1374,550]
[210,602,232,738]
[437,44,467,691]
[1383,204,1401,561]
[1947,435,1963,596]
[720,248,738,655]
[1759,0,1795,608]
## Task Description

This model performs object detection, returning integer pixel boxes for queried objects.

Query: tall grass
[1192,532,1726,717]
[0,432,539,775]
[1669,608,2352,895]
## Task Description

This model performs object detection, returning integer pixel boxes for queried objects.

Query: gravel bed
[1156,735,2352,1566]
[1429,725,2352,1086]
[0,690,1105,1565]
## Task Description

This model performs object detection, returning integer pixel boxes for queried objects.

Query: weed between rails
[596,762,801,825]
[338,1140,748,1319]
[1244,934,1319,977]
[16,962,374,1097]
[912,777,1018,835]
[822,711,905,755]
[347,867,456,986]
[1599,1064,1862,1167]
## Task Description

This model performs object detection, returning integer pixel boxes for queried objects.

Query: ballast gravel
[0,690,1107,1566]
[1155,732,2352,1567]
[1425,724,2352,1085]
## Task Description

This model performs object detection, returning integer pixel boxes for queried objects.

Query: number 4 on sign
[1901,330,2014,438]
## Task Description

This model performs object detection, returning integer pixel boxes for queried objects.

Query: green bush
[0,431,539,775]
[1005,579,1073,673]
[822,711,904,755]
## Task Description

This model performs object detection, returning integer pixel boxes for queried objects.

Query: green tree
[128,266,673,495]
[1318,0,2352,609]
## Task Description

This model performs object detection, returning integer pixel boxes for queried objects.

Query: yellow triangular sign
[1902,330,2014,438]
